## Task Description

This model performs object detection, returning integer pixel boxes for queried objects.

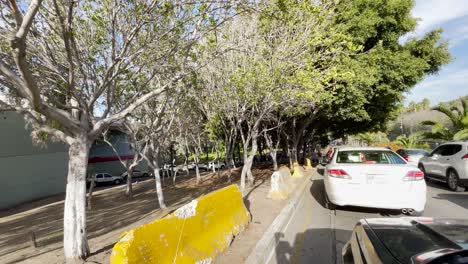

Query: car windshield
[336,150,406,164]
[407,149,429,155]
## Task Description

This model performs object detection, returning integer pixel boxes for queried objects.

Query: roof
[335,146,391,151]
[440,141,468,145]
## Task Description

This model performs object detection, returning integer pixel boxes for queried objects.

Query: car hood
[364,218,468,263]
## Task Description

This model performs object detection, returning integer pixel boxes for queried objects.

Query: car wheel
[114,179,121,185]
[447,170,464,192]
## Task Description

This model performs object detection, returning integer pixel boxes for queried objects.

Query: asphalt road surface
[267,168,468,264]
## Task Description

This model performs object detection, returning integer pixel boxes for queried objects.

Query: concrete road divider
[268,167,293,200]
[292,162,305,178]
[110,184,250,264]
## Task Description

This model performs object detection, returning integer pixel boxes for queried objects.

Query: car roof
[400,148,427,151]
[440,141,468,145]
[335,146,392,151]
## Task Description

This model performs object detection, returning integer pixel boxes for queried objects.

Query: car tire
[114,179,121,185]
[447,169,464,192]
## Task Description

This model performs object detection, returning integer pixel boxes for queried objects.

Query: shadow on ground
[433,192,468,210]
[273,228,351,264]
[0,164,275,263]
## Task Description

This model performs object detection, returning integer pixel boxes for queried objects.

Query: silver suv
[418,141,468,192]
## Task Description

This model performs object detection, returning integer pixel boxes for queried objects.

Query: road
[267,168,468,264]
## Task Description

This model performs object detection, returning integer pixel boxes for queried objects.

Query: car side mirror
[431,153,441,159]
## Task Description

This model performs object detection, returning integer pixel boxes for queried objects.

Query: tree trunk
[194,153,201,184]
[240,129,258,193]
[63,136,90,261]
[153,167,166,209]
[125,168,133,199]
[247,134,258,185]
[291,145,298,163]
[87,174,95,210]
[271,150,278,171]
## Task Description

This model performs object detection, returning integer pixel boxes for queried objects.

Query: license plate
[366,174,387,184]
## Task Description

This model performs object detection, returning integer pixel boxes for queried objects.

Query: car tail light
[403,170,424,181]
[404,156,409,161]
[462,153,468,159]
[327,169,351,179]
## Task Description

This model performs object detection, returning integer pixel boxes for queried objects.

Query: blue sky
[404,0,468,105]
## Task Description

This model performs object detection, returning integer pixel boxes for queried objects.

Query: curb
[244,171,312,264]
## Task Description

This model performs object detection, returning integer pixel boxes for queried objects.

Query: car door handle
[446,159,450,161]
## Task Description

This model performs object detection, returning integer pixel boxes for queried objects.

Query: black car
[343,218,468,264]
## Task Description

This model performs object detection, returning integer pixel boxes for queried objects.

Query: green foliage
[396,133,423,148]
[354,131,389,145]
[421,98,468,140]
[325,0,451,136]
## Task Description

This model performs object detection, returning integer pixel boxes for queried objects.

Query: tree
[396,133,423,148]
[102,123,143,199]
[421,98,431,110]
[421,98,468,141]
[0,0,242,261]
[322,0,452,137]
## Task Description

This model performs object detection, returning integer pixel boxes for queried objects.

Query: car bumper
[325,179,426,212]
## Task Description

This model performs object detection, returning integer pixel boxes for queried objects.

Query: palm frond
[453,129,468,141]
[462,98,468,118]
[432,105,461,128]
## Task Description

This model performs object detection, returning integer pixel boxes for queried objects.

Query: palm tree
[421,98,468,141]
[396,133,422,148]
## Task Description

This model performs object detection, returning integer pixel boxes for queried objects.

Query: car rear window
[336,150,406,164]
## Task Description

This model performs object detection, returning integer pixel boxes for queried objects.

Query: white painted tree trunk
[125,168,133,198]
[194,154,201,184]
[87,174,95,210]
[271,150,278,171]
[63,136,90,262]
[240,133,258,194]
[153,167,166,209]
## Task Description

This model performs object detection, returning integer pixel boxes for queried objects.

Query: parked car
[324,147,426,215]
[87,173,124,186]
[208,160,226,170]
[418,141,468,192]
[187,162,208,171]
[343,217,468,264]
[121,169,149,180]
[396,148,430,166]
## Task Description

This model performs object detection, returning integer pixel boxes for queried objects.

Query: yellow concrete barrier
[292,162,304,178]
[110,184,250,264]
[305,158,313,170]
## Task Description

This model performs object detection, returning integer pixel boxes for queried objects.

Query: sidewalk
[216,166,315,263]
[0,165,275,264]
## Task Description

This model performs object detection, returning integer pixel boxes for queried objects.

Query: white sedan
[324,147,426,215]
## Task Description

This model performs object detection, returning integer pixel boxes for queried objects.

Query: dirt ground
[0,164,287,264]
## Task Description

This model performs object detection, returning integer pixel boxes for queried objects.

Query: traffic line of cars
[321,143,468,263]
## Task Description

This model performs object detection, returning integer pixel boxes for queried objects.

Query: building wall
[0,112,147,209]
[0,112,68,209]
